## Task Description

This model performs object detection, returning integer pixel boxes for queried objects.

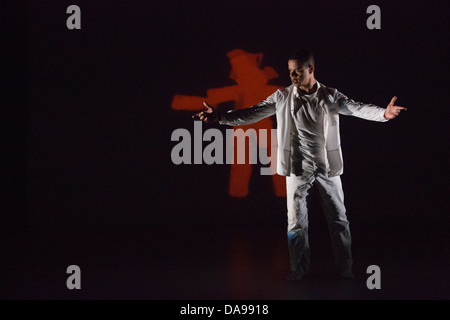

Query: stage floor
[2,221,449,300]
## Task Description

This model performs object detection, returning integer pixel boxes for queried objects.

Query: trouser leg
[315,173,353,274]
[286,173,314,276]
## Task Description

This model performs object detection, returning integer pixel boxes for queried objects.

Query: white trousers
[286,170,352,276]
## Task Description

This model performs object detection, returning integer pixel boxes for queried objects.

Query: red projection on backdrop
[172,49,286,197]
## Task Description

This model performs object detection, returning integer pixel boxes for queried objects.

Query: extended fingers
[203,101,213,112]
[194,111,210,122]
[390,96,397,105]
[394,106,407,114]
[192,111,204,119]
[192,102,216,122]
[390,96,407,110]
[393,106,407,117]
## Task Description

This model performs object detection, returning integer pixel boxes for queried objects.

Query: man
[192,49,406,280]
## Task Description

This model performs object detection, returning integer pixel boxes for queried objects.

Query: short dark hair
[289,49,315,68]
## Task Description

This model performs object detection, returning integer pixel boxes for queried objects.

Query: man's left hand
[384,96,407,120]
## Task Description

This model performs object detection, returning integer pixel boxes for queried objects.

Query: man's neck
[298,79,317,94]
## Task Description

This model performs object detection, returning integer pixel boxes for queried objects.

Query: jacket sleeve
[335,90,388,122]
[218,91,278,126]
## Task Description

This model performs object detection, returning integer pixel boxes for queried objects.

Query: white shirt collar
[294,81,320,96]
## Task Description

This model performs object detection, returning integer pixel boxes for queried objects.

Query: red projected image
[172,49,286,197]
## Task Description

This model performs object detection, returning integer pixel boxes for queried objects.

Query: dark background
[3,0,449,300]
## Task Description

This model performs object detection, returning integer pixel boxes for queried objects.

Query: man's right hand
[192,101,218,123]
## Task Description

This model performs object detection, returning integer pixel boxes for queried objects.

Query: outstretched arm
[192,90,279,126]
[337,91,406,122]
[192,100,276,126]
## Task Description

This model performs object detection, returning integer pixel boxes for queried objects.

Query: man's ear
[309,65,314,74]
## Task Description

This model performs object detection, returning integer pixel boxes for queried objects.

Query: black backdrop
[3,0,450,300]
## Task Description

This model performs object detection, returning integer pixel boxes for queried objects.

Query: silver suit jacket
[219,82,388,177]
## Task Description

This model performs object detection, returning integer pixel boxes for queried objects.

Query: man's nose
[290,70,297,77]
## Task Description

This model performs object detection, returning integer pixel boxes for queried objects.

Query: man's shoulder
[318,82,337,95]
[274,85,294,98]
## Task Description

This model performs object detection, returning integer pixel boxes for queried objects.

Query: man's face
[288,59,312,87]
